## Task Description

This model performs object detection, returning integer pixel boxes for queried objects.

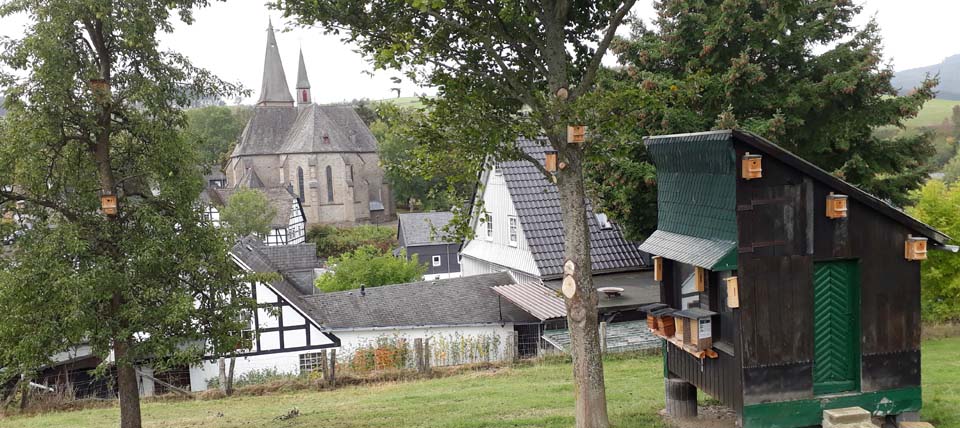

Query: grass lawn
[906,98,960,128]
[2,338,958,428]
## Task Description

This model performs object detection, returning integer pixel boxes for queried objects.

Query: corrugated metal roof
[639,230,737,270]
[491,282,567,321]
[542,321,661,353]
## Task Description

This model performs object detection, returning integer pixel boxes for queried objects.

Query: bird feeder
[567,125,587,144]
[695,267,707,292]
[826,193,848,219]
[725,276,740,309]
[653,255,664,281]
[741,152,762,180]
[905,235,928,261]
[100,193,118,217]
[674,308,717,352]
[544,150,558,173]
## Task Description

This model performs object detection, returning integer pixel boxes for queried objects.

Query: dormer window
[508,216,518,247]
[485,215,494,240]
[322,133,330,144]
[595,212,613,230]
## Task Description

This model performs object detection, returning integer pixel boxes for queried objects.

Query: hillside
[2,338,959,428]
[905,98,960,128]
[893,54,960,101]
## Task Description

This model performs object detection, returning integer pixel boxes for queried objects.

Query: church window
[297,167,305,202]
[322,133,330,144]
[326,166,334,202]
[301,90,308,103]
[348,165,354,181]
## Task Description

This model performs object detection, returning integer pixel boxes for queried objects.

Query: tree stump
[664,377,697,418]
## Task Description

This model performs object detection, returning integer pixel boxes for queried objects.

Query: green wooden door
[813,260,860,395]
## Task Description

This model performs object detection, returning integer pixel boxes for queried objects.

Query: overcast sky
[1,1,957,104]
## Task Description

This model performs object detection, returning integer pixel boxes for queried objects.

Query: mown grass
[906,98,960,128]
[2,338,958,428]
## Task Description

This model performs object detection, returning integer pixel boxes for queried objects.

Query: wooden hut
[637,130,951,428]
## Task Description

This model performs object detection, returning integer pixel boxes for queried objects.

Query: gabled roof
[231,104,378,157]
[300,272,538,329]
[398,212,455,247]
[642,130,949,247]
[490,137,647,279]
[257,20,294,106]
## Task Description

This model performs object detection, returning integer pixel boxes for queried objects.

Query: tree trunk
[225,356,236,396]
[18,375,29,411]
[114,340,142,428]
[556,151,609,428]
[217,358,227,393]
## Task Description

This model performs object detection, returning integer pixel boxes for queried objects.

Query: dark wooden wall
[733,141,922,405]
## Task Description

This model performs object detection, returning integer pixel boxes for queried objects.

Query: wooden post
[507,331,518,363]
[320,350,328,383]
[599,322,608,355]
[414,338,424,373]
[329,349,336,387]
[423,338,431,372]
[665,377,697,418]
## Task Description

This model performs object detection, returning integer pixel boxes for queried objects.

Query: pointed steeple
[296,49,312,105]
[257,19,294,106]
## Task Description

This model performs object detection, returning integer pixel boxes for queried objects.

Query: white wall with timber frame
[189,255,339,391]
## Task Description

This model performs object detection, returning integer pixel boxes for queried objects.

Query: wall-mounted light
[545,150,558,173]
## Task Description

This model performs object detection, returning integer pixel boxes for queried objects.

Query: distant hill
[893,54,960,100]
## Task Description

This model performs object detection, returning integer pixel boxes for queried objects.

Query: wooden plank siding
[733,140,923,403]
[666,340,743,413]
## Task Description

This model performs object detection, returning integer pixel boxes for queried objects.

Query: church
[225,21,394,226]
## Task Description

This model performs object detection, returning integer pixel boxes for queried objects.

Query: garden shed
[637,130,951,428]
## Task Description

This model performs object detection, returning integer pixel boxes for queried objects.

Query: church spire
[296,48,312,105]
[257,19,294,106]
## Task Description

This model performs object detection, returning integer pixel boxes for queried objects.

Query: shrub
[315,246,425,292]
[908,180,960,322]
[306,224,396,259]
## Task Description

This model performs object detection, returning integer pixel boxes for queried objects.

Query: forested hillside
[894,54,960,100]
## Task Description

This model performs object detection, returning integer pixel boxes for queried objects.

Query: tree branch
[572,0,637,99]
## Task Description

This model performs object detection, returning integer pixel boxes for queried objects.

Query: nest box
[567,125,587,144]
[544,150,558,173]
[674,308,717,352]
[100,194,118,217]
[826,193,849,219]
[725,276,740,309]
[653,256,664,282]
[905,236,928,261]
[695,267,707,292]
[741,153,762,180]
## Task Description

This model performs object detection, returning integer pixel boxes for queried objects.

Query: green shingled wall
[646,132,738,243]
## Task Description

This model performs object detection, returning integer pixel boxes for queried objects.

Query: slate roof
[543,271,660,312]
[398,212,456,247]
[300,272,539,329]
[496,137,647,279]
[201,186,297,228]
[296,49,311,89]
[231,104,377,157]
[231,236,324,314]
[258,20,294,106]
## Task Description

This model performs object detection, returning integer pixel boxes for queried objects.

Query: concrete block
[824,407,872,426]
[898,423,934,428]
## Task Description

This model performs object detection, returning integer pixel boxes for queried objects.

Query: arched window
[301,89,308,103]
[325,166,334,202]
[297,167,305,202]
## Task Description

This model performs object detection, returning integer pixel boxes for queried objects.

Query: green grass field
[905,98,960,129]
[1,338,957,428]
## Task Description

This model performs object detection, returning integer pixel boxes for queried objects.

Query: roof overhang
[491,282,567,321]
[639,230,738,271]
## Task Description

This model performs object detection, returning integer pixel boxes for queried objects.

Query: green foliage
[305,224,396,259]
[184,106,252,170]
[219,188,276,239]
[315,246,425,292]
[206,367,299,390]
[908,180,960,322]
[589,0,938,239]
[0,0,252,399]
[371,105,473,211]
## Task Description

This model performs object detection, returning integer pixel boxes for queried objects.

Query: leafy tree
[219,188,277,239]
[0,2,250,426]
[953,105,960,136]
[907,180,960,322]
[588,0,938,239]
[306,224,396,259]
[278,1,636,424]
[315,245,425,292]
[184,105,251,170]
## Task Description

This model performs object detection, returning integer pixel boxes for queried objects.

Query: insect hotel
[637,130,950,428]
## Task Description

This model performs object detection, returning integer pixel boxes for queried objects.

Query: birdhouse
[89,79,111,104]
[695,267,707,292]
[653,256,663,281]
[725,276,739,309]
[100,194,118,217]
[652,307,677,337]
[826,193,848,219]
[641,303,667,331]
[904,236,928,261]
[741,152,762,180]
[674,308,716,352]
[544,150,558,173]
[567,125,587,144]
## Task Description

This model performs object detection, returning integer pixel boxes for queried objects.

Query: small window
[432,255,442,267]
[485,216,494,240]
[325,166,334,202]
[299,352,325,374]
[493,162,502,176]
[508,216,518,247]
[595,212,612,230]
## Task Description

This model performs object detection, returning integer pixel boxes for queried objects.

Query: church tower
[296,49,312,106]
[257,19,294,107]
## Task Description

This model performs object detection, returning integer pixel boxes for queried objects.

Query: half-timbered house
[638,130,951,427]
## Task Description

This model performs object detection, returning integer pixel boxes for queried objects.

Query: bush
[315,245,426,292]
[908,180,960,322]
[306,224,396,259]
[206,368,298,390]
